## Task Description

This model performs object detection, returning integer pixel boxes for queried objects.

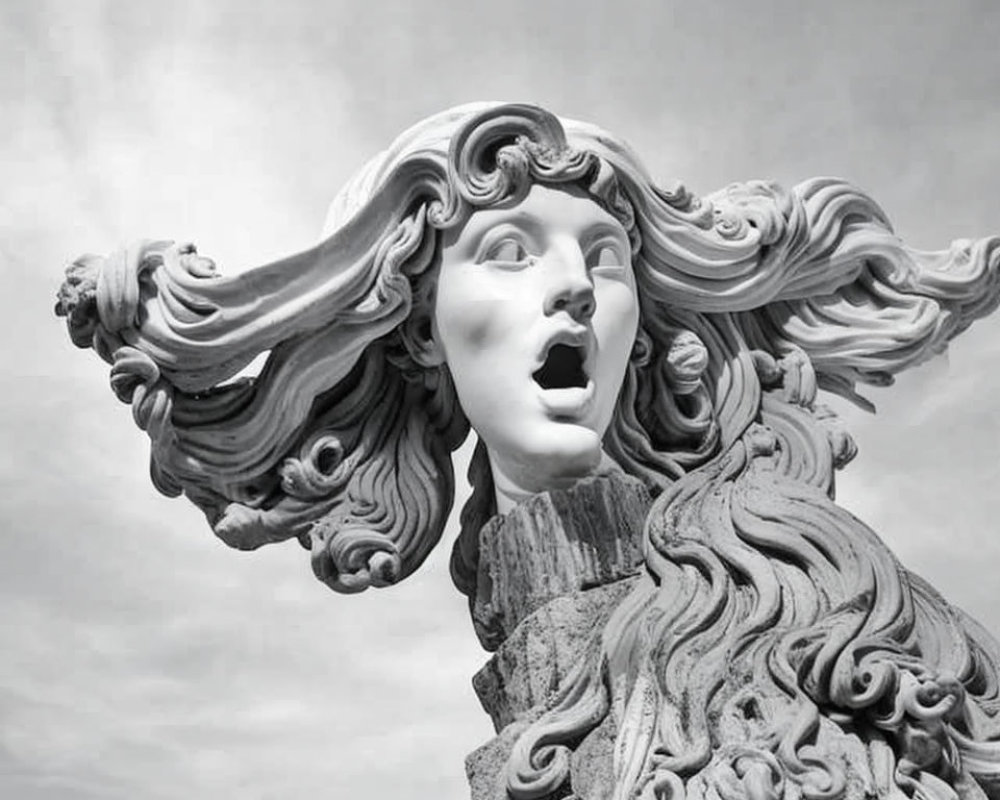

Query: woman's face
[431,182,639,500]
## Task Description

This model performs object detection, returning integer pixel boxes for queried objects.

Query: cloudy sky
[3,1,1000,797]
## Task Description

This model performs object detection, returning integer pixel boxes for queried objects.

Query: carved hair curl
[57,102,1000,797]
[56,101,1000,591]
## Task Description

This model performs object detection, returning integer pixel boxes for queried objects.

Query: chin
[521,424,604,491]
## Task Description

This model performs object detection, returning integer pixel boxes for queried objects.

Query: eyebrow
[464,210,627,248]
[464,209,546,241]
[580,221,630,246]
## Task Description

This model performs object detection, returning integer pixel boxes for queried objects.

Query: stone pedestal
[464,473,652,799]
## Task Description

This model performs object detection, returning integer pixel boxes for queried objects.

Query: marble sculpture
[56,103,1000,800]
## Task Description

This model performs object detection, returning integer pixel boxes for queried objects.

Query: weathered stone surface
[470,474,651,652]
[474,578,640,731]
[466,474,651,799]
[466,722,529,800]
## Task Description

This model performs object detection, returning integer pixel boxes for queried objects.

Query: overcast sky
[3,1,1000,798]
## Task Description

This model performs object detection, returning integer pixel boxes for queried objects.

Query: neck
[489,450,625,516]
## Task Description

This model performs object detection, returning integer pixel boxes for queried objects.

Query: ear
[400,310,446,367]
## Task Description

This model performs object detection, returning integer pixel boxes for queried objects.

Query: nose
[542,239,595,321]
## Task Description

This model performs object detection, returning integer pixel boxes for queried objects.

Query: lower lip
[536,381,595,419]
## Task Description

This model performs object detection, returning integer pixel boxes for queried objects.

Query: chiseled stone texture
[467,474,652,799]
[467,582,634,799]
[474,579,639,732]
[469,473,651,652]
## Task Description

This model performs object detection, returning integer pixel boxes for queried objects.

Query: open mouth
[532,344,588,390]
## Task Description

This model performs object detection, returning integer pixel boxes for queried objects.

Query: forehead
[442,183,626,250]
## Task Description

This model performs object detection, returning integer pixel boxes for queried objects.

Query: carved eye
[587,242,626,274]
[484,238,530,265]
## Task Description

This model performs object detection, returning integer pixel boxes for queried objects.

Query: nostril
[547,288,595,319]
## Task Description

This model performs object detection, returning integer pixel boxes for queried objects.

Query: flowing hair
[57,103,1000,797]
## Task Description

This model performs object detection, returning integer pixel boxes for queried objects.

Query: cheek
[595,282,640,357]
[432,268,525,360]
[434,297,498,355]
